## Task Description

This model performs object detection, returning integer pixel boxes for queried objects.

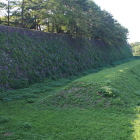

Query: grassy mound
[0,25,132,89]
[42,59,140,108]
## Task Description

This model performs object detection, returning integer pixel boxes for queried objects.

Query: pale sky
[93,0,140,43]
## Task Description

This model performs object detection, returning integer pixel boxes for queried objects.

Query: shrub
[26,98,36,103]
[99,86,119,97]
[21,122,32,129]
[111,98,124,106]
[9,79,29,89]
[0,117,10,124]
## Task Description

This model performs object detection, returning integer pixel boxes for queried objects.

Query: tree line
[130,42,140,48]
[0,0,128,44]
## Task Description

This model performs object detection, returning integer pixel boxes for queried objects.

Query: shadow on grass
[133,56,140,59]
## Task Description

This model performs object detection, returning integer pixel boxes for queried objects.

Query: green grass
[45,59,140,108]
[0,103,137,140]
[0,59,140,140]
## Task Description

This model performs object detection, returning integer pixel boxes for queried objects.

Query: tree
[0,0,20,26]
[0,0,129,44]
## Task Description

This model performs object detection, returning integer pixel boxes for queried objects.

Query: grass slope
[0,25,132,89]
[0,59,140,140]
[44,59,140,108]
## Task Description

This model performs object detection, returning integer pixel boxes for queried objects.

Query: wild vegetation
[0,1,139,139]
[0,59,140,140]
[0,0,133,90]
[44,59,140,108]
[0,25,132,90]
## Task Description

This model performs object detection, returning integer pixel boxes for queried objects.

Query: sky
[93,0,140,43]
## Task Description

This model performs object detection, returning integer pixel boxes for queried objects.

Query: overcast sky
[93,0,140,43]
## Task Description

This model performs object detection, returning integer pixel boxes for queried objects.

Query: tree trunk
[7,0,10,26]
[21,0,24,27]
[38,25,41,31]
[34,16,37,30]
[52,22,55,33]
[47,21,50,32]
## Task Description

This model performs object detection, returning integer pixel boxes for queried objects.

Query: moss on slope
[0,25,132,89]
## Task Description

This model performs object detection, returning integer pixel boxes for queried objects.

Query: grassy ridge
[0,25,132,89]
[44,59,140,108]
[0,60,140,140]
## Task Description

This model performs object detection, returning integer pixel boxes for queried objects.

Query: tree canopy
[0,0,128,44]
[130,42,140,48]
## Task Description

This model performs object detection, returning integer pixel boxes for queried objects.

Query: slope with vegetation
[0,0,139,139]
[0,25,132,90]
[0,60,140,140]
[0,0,133,89]
[41,59,140,108]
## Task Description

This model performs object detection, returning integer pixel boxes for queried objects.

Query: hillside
[0,60,140,140]
[41,59,140,108]
[0,25,132,90]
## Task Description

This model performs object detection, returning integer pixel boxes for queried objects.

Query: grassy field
[0,59,140,140]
